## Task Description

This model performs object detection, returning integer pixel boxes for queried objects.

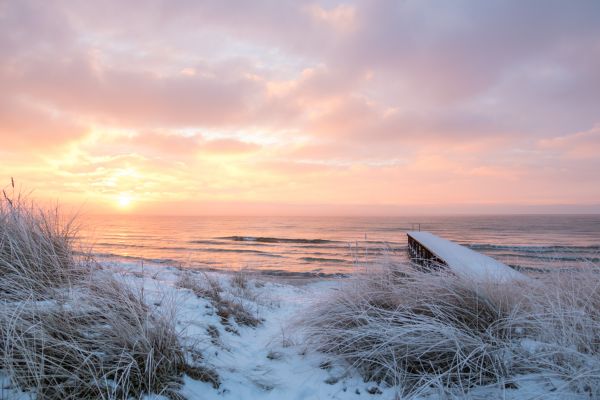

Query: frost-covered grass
[0,189,90,297]
[0,190,186,399]
[0,275,186,399]
[176,270,262,328]
[301,262,600,398]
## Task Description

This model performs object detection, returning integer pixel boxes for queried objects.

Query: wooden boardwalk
[407,231,527,282]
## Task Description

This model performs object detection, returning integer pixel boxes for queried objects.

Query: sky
[1,0,599,215]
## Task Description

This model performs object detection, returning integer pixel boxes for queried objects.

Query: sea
[80,215,600,276]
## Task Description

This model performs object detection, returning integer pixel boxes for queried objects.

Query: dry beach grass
[175,269,262,328]
[0,189,186,399]
[301,262,600,397]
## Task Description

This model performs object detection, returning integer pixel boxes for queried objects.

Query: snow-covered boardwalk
[407,231,528,283]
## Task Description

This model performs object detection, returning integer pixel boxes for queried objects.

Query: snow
[105,261,394,399]
[1,260,581,399]
[407,231,529,283]
[0,372,32,399]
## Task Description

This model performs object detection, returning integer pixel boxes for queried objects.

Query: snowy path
[107,262,392,400]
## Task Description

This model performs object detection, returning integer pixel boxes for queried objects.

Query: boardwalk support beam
[407,234,447,271]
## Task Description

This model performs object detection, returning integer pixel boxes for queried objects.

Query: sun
[117,193,133,209]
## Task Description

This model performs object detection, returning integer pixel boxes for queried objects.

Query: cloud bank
[0,0,599,214]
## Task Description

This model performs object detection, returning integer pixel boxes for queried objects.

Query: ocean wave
[290,244,407,252]
[364,240,404,245]
[289,244,352,250]
[95,242,150,249]
[217,236,338,244]
[246,269,349,278]
[467,243,600,253]
[91,252,181,266]
[486,252,600,263]
[201,247,284,257]
[188,239,241,245]
[300,256,347,263]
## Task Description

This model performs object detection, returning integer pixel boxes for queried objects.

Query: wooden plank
[407,231,528,282]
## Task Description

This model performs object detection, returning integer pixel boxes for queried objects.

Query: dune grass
[301,262,600,397]
[0,189,187,399]
[0,191,89,297]
[176,270,262,328]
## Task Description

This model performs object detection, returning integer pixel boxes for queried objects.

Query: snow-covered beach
[100,261,396,400]
[2,196,600,400]
[5,257,596,400]
[1,259,398,399]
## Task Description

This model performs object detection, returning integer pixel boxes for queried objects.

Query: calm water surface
[80,215,600,275]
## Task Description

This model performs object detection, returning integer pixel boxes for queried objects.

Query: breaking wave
[217,236,338,244]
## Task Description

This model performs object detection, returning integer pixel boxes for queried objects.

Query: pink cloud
[539,125,600,159]
[1,0,599,212]
[0,97,85,149]
[200,138,260,154]
[8,55,261,128]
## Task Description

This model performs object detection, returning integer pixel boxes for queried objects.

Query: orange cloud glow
[1,1,599,215]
